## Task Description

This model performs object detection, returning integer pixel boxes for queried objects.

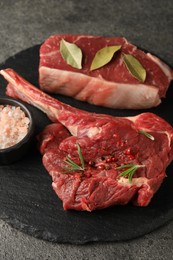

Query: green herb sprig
[116,164,145,183]
[64,143,85,173]
[138,129,155,141]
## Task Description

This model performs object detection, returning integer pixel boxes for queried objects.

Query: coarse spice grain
[0,105,30,149]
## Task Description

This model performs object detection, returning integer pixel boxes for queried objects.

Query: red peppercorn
[128,154,135,160]
[111,157,117,162]
[88,161,95,167]
[124,148,131,155]
[97,164,105,170]
[106,157,112,163]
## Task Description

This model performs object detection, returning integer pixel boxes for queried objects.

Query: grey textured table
[0,0,173,259]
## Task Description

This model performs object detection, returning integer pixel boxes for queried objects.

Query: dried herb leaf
[138,129,155,141]
[60,39,82,69]
[122,53,146,82]
[90,45,121,71]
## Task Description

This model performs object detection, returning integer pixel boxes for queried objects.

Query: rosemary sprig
[77,143,85,169]
[64,143,85,173]
[116,164,145,183]
[138,129,155,141]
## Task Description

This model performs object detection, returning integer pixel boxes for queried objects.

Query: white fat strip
[68,125,102,137]
[105,83,160,109]
[67,125,78,136]
[74,35,97,42]
[87,127,102,138]
[40,49,60,57]
[39,66,161,109]
[147,53,173,80]
[118,176,149,187]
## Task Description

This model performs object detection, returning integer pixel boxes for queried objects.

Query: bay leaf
[60,39,82,69]
[122,54,146,82]
[90,45,121,71]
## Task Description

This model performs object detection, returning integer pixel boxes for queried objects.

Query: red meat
[1,68,173,211]
[39,34,173,109]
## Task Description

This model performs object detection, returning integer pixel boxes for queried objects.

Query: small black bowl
[0,97,35,164]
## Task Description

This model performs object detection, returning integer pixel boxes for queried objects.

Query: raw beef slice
[1,68,173,211]
[39,34,173,109]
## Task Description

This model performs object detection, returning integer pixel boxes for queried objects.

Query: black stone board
[0,45,173,244]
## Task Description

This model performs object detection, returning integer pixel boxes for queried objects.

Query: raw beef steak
[39,34,173,109]
[1,68,173,211]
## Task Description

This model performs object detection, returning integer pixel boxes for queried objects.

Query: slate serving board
[0,45,173,244]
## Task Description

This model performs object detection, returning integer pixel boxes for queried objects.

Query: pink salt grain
[0,105,30,149]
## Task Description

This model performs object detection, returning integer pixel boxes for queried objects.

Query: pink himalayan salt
[0,105,30,149]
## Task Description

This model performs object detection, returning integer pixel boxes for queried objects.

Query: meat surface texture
[39,34,173,109]
[1,68,173,211]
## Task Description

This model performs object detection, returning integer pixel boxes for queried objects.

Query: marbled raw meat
[39,35,173,109]
[1,68,173,211]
